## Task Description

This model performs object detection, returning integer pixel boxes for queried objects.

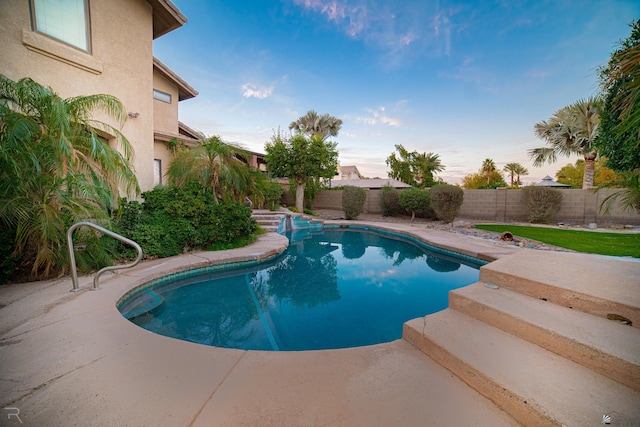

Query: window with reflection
[31,0,91,52]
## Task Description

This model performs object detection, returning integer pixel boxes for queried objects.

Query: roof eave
[153,57,198,100]
[148,0,187,39]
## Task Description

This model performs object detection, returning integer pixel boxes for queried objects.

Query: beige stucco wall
[153,140,174,186]
[0,0,157,192]
[152,69,179,134]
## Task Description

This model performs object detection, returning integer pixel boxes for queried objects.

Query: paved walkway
[0,221,635,426]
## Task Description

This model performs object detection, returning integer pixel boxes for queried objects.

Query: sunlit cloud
[241,83,274,99]
[355,106,401,127]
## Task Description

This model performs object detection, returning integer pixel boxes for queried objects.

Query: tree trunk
[295,182,305,212]
[582,153,596,189]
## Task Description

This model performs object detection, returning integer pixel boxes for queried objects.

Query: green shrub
[399,188,430,221]
[430,184,464,223]
[114,185,257,259]
[263,182,283,211]
[381,186,402,216]
[342,186,367,220]
[522,186,563,223]
[0,224,20,285]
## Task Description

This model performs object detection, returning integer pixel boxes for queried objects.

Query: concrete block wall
[311,188,640,225]
[312,190,384,214]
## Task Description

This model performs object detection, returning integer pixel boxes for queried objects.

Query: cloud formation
[291,0,458,59]
[241,83,274,99]
[356,106,401,127]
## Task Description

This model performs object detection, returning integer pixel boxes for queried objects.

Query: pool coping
[0,222,585,426]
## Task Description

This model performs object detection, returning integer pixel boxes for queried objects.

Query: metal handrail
[67,221,143,292]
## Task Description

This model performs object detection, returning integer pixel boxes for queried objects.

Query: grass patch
[475,224,640,258]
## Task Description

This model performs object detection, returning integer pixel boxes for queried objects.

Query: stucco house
[336,165,363,180]
[0,0,197,192]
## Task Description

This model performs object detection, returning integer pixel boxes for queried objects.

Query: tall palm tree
[514,163,529,187]
[413,152,445,187]
[167,135,253,204]
[0,75,139,279]
[481,158,497,185]
[289,110,343,140]
[503,162,529,187]
[529,97,601,189]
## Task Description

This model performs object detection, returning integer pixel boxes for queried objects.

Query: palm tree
[0,75,139,279]
[481,159,498,185]
[514,163,529,187]
[167,135,253,204]
[413,152,445,187]
[503,162,529,187]
[289,110,343,140]
[529,97,600,189]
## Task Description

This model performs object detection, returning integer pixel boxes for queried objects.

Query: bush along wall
[342,186,367,219]
[522,186,563,224]
[430,184,464,223]
[399,188,431,222]
[381,186,403,216]
[114,184,257,259]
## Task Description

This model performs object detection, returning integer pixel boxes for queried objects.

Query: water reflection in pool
[121,228,483,351]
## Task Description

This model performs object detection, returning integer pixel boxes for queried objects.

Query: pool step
[450,282,640,391]
[403,251,640,426]
[404,309,640,426]
[478,250,640,328]
[251,211,286,233]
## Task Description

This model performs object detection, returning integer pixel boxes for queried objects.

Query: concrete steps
[449,283,640,391]
[403,252,640,426]
[251,211,285,233]
[404,310,640,426]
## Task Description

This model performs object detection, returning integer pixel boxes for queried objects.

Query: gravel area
[309,210,573,252]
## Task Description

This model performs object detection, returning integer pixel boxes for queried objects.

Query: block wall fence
[308,188,640,225]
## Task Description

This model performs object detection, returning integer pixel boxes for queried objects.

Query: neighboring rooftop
[330,178,412,189]
[535,175,572,188]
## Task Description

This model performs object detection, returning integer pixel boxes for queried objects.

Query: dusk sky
[154,0,639,184]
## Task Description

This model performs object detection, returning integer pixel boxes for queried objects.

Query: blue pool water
[119,228,484,351]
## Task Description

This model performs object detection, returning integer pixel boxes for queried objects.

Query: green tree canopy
[529,97,601,189]
[597,19,640,172]
[462,171,507,189]
[386,144,444,188]
[0,75,138,279]
[265,130,339,212]
[555,158,623,189]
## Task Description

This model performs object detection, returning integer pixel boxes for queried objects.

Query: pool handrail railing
[67,221,143,292]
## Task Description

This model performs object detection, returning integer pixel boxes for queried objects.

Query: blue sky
[154,0,639,184]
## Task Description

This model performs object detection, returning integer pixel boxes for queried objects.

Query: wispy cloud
[241,83,274,99]
[291,0,460,60]
[355,106,401,127]
[292,0,368,37]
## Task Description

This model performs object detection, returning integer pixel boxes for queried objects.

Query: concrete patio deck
[1,221,638,426]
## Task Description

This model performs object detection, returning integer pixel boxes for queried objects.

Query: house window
[153,159,162,186]
[30,0,91,52]
[153,89,172,103]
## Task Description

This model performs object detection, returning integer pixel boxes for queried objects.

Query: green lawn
[474,224,640,258]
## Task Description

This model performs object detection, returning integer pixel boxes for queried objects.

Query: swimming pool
[118,227,484,351]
